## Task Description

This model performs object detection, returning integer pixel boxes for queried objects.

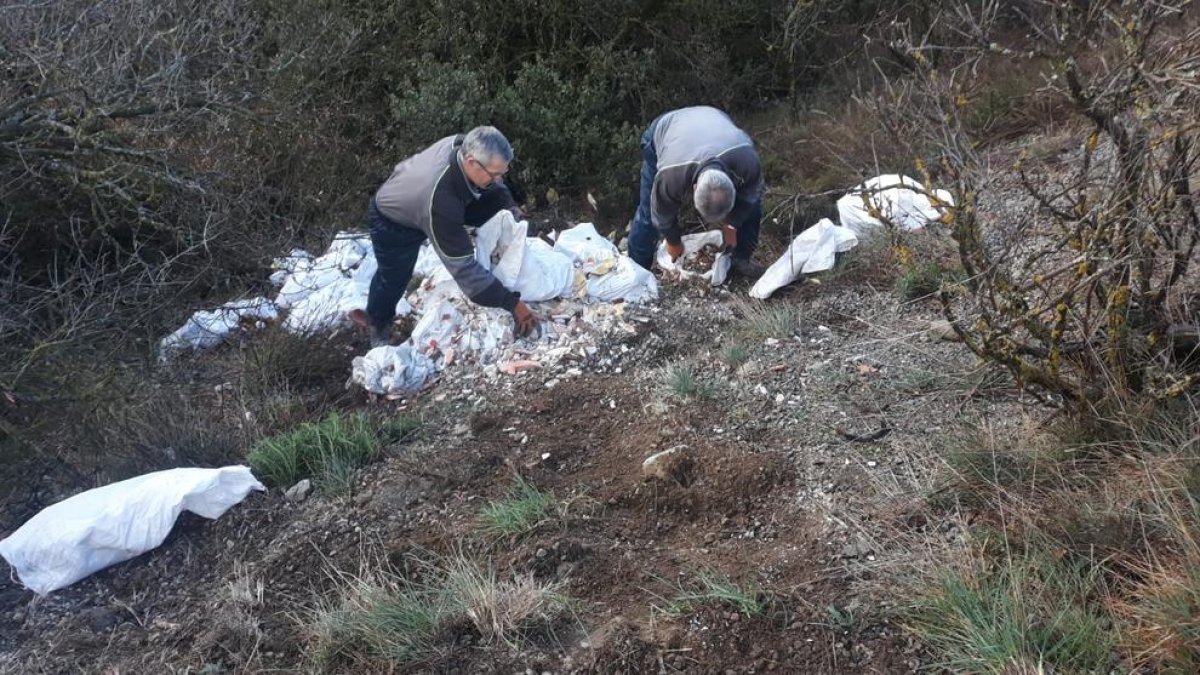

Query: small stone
[641,446,692,484]
[927,319,962,342]
[81,607,120,632]
[284,479,312,502]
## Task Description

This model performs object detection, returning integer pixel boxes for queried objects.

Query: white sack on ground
[749,219,859,299]
[836,174,954,235]
[475,211,575,302]
[0,466,264,595]
[350,344,437,395]
[158,297,278,360]
[554,222,658,303]
[554,222,619,276]
[275,233,370,309]
[587,256,659,303]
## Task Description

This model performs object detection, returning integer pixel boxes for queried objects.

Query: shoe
[369,324,392,348]
[730,257,765,279]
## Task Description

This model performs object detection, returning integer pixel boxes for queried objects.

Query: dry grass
[307,552,568,670]
[913,397,1200,671]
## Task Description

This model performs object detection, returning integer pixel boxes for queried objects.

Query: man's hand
[665,240,685,261]
[509,205,526,220]
[512,301,540,337]
[721,224,737,252]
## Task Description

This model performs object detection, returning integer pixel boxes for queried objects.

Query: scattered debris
[158,297,278,362]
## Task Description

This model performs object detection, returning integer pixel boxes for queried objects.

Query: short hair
[462,126,514,166]
[694,169,736,223]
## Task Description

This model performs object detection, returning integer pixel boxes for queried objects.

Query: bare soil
[0,237,1021,674]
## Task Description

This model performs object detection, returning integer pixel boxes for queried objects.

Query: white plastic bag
[0,466,264,595]
[587,256,659,303]
[158,297,278,361]
[710,251,732,286]
[554,223,620,276]
[749,219,859,299]
[514,239,576,302]
[655,230,725,272]
[474,210,528,285]
[350,344,437,395]
[836,174,954,235]
[474,211,575,301]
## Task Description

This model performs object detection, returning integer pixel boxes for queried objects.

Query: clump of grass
[895,260,961,301]
[719,343,750,368]
[732,298,801,339]
[479,476,555,537]
[308,554,567,669]
[907,549,1117,674]
[657,570,767,617]
[381,414,422,443]
[663,364,719,400]
[247,411,378,492]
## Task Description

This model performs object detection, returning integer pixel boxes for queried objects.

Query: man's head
[694,169,735,224]
[460,126,513,189]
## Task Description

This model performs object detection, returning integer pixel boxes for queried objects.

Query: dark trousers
[365,191,510,329]
[627,120,762,270]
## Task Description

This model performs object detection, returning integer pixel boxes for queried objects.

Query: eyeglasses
[471,157,508,183]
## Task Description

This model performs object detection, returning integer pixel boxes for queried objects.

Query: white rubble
[159,211,660,396]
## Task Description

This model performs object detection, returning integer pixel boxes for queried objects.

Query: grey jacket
[650,106,763,244]
[375,135,519,311]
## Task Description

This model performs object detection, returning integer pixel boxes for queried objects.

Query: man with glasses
[627,106,765,279]
[363,126,540,347]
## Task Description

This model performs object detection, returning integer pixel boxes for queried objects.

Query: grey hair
[694,169,735,223]
[461,126,514,165]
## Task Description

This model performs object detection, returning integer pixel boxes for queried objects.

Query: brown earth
[0,232,1014,673]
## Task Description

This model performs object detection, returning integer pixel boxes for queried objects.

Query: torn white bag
[350,343,437,395]
[749,219,859,299]
[0,466,264,595]
[475,211,575,302]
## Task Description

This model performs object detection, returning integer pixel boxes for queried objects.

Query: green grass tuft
[657,570,767,617]
[907,550,1117,674]
[247,412,379,492]
[663,364,719,400]
[479,476,556,537]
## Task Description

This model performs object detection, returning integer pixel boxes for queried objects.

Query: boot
[730,256,765,279]
[369,324,392,349]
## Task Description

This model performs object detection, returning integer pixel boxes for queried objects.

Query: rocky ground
[0,220,1036,673]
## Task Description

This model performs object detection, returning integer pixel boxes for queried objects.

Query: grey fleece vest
[650,106,763,244]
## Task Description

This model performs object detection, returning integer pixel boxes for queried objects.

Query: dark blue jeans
[627,120,762,270]
[365,190,511,330]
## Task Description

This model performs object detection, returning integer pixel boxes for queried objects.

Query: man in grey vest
[627,106,765,278]
[364,126,540,347]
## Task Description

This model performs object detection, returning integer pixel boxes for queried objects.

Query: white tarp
[749,218,859,299]
[0,466,264,595]
[837,174,954,235]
